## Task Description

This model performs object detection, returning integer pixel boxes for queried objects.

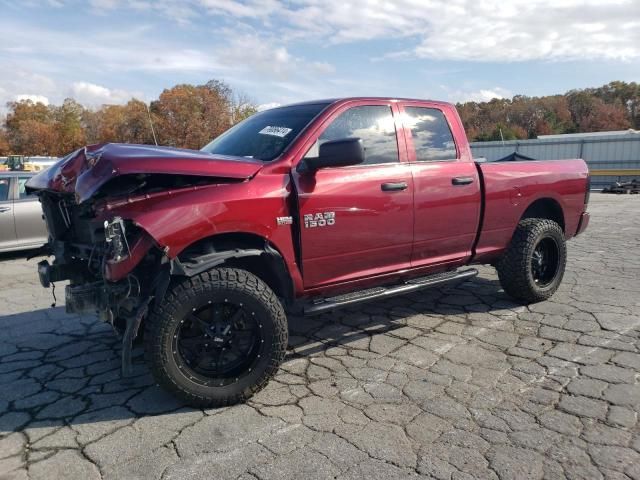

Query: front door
[14,176,48,248]
[292,102,414,288]
[0,176,17,251]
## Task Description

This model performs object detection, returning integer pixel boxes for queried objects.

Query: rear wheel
[145,268,288,407]
[496,218,566,304]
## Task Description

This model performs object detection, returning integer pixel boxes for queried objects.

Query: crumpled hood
[26,143,263,203]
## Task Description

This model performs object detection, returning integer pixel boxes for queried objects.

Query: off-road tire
[144,268,288,407]
[496,218,566,304]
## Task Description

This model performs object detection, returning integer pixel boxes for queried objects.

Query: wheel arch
[170,232,295,305]
[520,197,565,232]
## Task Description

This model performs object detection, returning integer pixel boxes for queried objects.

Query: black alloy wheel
[173,300,263,387]
[496,218,567,304]
[145,268,288,407]
[530,237,560,287]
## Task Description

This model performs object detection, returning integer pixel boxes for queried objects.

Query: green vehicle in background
[0,155,56,172]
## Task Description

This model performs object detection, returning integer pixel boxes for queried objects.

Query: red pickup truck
[27,97,590,406]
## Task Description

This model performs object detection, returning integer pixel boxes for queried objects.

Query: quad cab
[27,98,590,406]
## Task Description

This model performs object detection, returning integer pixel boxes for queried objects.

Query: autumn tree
[85,100,157,145]
[0,127,9,155]
[5,100,57,155]
[567,92,630,132]
[81,108,102,145]
[203,80,257,123]
[2,78,256,154]
[538,96,573,134]
[578,101,631,132]
[3,79,636,153]
[153,80,253,149]
[588,81,640,129]
[5,98,88,155]
[55,98,86,153]
[458,81,638,141]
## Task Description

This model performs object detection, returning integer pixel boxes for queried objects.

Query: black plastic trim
[171,249,264,277]
[304,268,478,315]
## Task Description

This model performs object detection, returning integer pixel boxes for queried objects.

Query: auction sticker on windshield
[259,126,292,138]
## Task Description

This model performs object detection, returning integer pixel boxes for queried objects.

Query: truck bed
[474,158,590,263]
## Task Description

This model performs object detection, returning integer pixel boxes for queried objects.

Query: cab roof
[276,97,455,109]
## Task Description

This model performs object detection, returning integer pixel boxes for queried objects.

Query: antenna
[145,102,159,146]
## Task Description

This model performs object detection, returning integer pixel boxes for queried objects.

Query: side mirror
[298,138,364,173]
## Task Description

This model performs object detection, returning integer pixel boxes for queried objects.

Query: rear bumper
[575,212,590,236]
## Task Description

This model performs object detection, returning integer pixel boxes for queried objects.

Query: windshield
[201,103,330,161]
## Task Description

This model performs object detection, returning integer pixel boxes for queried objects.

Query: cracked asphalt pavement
[1,194,639,480]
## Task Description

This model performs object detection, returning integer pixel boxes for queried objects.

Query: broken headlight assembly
[104,216,131,263]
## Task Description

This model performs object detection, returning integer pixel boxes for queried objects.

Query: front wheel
[496,218,567,304]
[144,268,288,407]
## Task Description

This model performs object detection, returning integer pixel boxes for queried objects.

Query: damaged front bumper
[36,192,166,376]
[37,218,157,316]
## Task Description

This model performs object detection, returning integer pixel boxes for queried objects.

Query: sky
[0,0,638,112]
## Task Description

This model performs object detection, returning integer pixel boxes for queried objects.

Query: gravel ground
[0,194,638,480]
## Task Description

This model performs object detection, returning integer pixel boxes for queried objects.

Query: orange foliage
[155,83,234,149]
[458,81,639,142]
[0,129,9,155]
[2,80,637,154]
[2,79,256,156]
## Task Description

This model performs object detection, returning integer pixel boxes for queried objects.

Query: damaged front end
[36,191,167,375]
[27,143,263,376]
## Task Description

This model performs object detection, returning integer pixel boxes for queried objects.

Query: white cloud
[218,35,292,78]
[452,87,513,103]
[257,102,281,111]
[3,0,637,111]
[0,17,335,108]
[217,34,336,80]
[0,69,57,113]
[131,49,220,72]
[407,0,639,62]
[310,62,336,75]
[14,0,639,62]
[69,81,136,106]
[213,0,639,62]
[0,74,138,113]
[89,0,120,9]
[0,21,222,74]
[198,0,280,18]
[14,94,50,105]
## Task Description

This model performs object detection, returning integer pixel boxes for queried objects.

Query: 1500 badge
[304,212,335,228]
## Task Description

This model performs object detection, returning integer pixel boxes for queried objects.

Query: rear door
[398,103,481,268]
[0,175,17,250]
[13,176,48,248]
[292,101,414,287]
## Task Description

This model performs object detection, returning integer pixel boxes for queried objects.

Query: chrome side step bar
[304,268,478,316]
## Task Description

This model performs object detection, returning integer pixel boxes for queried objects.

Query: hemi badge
[276,216,293,226]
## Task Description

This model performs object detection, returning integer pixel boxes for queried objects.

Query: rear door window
[403,107,457,161]
[0,177,10,201]
[18,177,35,199]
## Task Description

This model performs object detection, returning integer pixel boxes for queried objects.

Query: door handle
[381,182,408,192]
[0,207,11,213]
[452,176,474,186]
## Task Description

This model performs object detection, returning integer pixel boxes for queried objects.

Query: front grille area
[38,192,110,281]
[40,193,102,245]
